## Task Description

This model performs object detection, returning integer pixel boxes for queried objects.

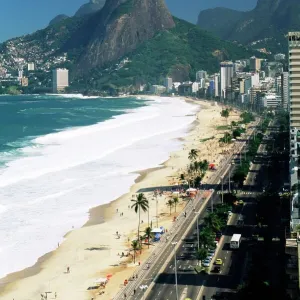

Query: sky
[0,0,258,42]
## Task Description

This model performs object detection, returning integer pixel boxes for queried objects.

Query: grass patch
[216,125,230,130]
[194,266,208,274]
[200,137,214,142]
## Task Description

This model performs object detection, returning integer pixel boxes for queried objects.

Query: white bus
[230,234,242,249]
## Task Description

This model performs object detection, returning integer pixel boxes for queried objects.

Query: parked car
[214,258,223,265]
[207,253,214,260]
[202,259,210,267]
[211,266,221,273]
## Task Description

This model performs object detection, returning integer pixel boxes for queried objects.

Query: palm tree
[166,199,174,215]
[131,193,149,246]
[188,149,198,161]
[144,227,152,249]
[131,240,139,264]
[173,197,179,212]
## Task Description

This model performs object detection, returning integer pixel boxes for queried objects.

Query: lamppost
[139,285,148,300]
[194,212,200,251]
[154,191,158,228]
[221,176,224,204]
[171,242,179,300]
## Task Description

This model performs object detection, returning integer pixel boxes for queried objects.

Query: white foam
[0,96,198,278]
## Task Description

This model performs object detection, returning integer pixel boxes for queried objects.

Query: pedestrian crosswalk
[216,191,255,195]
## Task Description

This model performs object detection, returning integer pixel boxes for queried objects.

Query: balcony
[290,73,300,77]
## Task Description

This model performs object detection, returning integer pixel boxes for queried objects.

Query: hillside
[0,0,256,92]
[48,14,69,26]
[75,0,106,17]
[197,0,300,53]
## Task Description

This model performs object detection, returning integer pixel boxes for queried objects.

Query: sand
[0,97,241,300]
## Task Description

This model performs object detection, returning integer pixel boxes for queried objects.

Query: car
[211,266,221,273]
[208,250,215,256]
[238,200,244,205]
[207,254,214,260]
[228,211,232,217]
[202,259,210,267]
[214,258,223,265]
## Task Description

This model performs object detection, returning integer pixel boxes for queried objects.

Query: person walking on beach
[67,266,70,273]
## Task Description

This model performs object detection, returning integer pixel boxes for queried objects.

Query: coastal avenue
[114,119,259,300]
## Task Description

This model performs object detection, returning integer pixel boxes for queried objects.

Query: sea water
[0,94,198,278]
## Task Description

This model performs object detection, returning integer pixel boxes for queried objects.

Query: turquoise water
[0,94,148,165]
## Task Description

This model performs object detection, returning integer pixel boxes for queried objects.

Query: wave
[0,96,199,278]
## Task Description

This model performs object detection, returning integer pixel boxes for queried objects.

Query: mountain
[48,14,69,26]
[75,0,106,17]
[0,0,256,92]
[197,0,300,53]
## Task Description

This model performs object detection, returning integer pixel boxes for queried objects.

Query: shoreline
[0,97,239,300]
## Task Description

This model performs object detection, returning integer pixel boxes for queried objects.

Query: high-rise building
[220,61,234,99]
[214,74,220,97]
[196,70,207,82]
[250,57,262,72]
[52,68,69,93]
[274,53,286,61]
[289,32,300,229]
[281,72,289,110]
[251,73,260,87]
[18,69,23,80]
[28,62,35,71]
[164,77,173,92]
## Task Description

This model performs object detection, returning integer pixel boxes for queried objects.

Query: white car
[202,260,210,267]
[207,254,214,260]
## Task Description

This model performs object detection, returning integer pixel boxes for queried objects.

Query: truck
[230,234,242,249]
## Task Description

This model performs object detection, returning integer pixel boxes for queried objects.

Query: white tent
[95,278,108,284]
[186,188,197,192]
[151,228,163,233]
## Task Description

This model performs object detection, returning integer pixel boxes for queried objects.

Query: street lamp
[171,242,179,300]
[220,176,224,204]
[139,285,148,300]
[154,191,159,228]
[194,212,200,252]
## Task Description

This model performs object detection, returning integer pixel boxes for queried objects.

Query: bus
[230,234,242,249]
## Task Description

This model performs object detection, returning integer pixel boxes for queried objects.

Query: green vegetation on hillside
[73,18,255,92]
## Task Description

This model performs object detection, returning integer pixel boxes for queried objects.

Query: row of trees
[195,204,230,265]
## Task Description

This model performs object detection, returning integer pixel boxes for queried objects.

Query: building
[18,69,23,80]
[164,77,173,92]
[21,77,28,87]
[196,70,207,82]
[274,53,286,61]
[150,85,166,95]
[262,93,282,109]
[208,80,215,96]
[251,73,260,87]
[289,32,300,230]
[220,61,234,99]
[281,72,289,110]
[28,62,35,71]
[178,82,199,96]
[250,57,262,72]
[275,76,282,94]
[52,68,69,93]
[214,74,220,97]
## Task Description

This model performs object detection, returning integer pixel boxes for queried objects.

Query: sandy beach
[0,97,240,300]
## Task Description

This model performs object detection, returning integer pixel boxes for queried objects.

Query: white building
[28,62,35,71]
[150,85,166,95]
[196,70,207,82]
[274,53,286,61]
[251,73,260,87]
[18,69,23,80]
[281,72,289,110]
[262,93,282,108]
[214,74,220,97]
[164,77,173,92]
[53,68,69,93]
[220,61,234,99]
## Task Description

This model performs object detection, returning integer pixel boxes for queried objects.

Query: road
[113,120,260,300]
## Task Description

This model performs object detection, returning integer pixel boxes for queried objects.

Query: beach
[0,96,240,300]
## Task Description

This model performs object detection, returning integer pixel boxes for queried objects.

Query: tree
[221,108,230,124]
[166,199,174,215]
[173,197,179,212]
[204,213,222,233]
[199,226,215,248]
[196,248,208,266]
[223,192,237,206]
[188,149,198,161]
[219,132,232,144]
[131,240,139,264]
[131,193,149,246]
[144,227,152,249]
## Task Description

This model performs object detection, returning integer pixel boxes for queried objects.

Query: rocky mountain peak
[77,0,175,73]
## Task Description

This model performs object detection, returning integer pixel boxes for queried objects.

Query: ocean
[0,94,197,278]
